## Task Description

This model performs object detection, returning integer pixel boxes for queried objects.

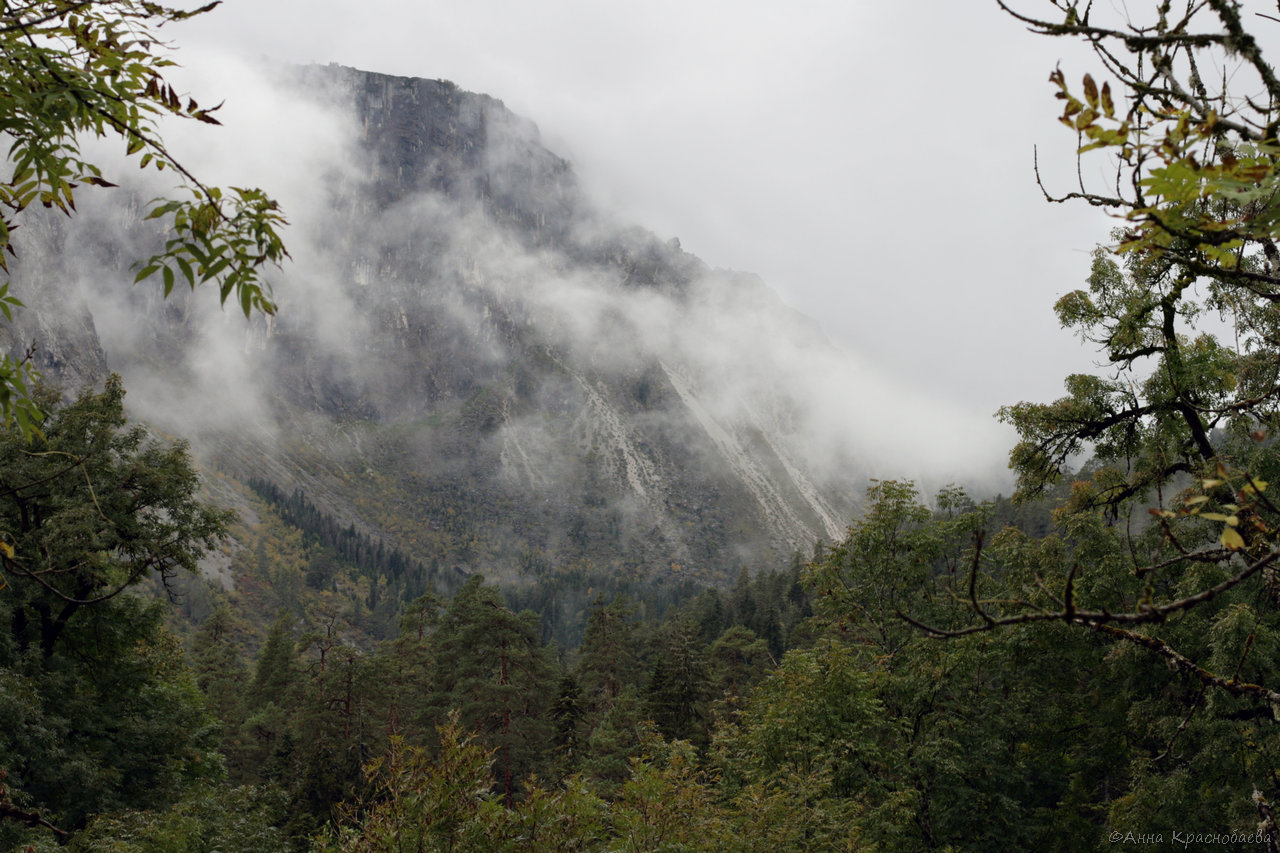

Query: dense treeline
[247,478,444,602]
[503,555,807,649]
[0,381,833,849]
[71,561,817,850]
[237,475,774,651]
[6,389,1279,850]
[15,1,1280,848]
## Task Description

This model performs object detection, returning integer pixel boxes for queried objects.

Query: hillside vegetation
[7,1,1280,851]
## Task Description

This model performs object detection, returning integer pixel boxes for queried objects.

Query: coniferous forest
[8,2,1280,852]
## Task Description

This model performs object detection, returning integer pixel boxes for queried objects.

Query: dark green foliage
[428,576,557,803]
[248,612,299,712]
[0,379,227,841]
[71,784,288,853]
[643,620,711,747]
[505,559,705,649]
[71,466,1280,851]
[549,673,585,773]
[27,366,1277,852]
[794,477,1280,849]
[227,611,299,788]
[190,606,248,718]
[716,638,886,803]
[706,625,771,707]
[1,378,231,660]
[0,599,222,843]
[574,596,642,718]
[579,686,651,795]
[685,560,812,658]
[288,641,387,839]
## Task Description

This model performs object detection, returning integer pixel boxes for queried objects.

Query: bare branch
[1034,147,1128,207]
[0,550,147,606]
[0,800,67,837]
[899,549,1278,638]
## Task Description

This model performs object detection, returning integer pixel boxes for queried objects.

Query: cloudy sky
[173,1,1126,430]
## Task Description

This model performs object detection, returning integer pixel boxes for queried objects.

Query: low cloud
[20,54,1016,540]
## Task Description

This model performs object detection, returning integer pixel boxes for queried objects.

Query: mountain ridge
[5,63,867,605]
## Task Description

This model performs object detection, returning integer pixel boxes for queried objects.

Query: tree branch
[899,548,1277,638]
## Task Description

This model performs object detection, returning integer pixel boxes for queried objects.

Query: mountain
[4,65,870,624]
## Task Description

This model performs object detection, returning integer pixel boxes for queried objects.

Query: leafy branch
[900,461,1280,712]
[0,0,290,431]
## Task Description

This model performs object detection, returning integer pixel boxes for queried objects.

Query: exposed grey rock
[3,64,864,585]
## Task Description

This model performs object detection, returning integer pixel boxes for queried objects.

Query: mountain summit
[8,64,866,596]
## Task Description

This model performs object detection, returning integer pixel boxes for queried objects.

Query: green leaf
[1100,81,1114,118]
[1083,74,1098,107]
[175,254,194,286]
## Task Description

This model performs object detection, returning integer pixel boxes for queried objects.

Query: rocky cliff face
[6,65,864,587]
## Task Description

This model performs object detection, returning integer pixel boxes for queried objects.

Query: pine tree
[190,604,249,729]
[233,611,298,785]
[429,576,557,803]
[248,611,298,712]
[643,620,711,747]
[575,595,642,720]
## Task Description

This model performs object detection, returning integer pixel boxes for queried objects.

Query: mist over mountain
[4,62,1012,591]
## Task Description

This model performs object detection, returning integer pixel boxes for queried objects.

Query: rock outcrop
[4,64,865,587]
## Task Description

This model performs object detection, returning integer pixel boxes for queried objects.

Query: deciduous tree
[0,0,288,431]
[0,377,227,841]
[895,1,1280,836]
[969,0,1280,718]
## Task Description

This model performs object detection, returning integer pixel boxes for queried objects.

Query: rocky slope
[5,65,866,592]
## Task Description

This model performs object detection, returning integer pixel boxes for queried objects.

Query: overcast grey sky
[173,1,1129,431]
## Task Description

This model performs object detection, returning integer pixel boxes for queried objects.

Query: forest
[8,1,1280,851]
